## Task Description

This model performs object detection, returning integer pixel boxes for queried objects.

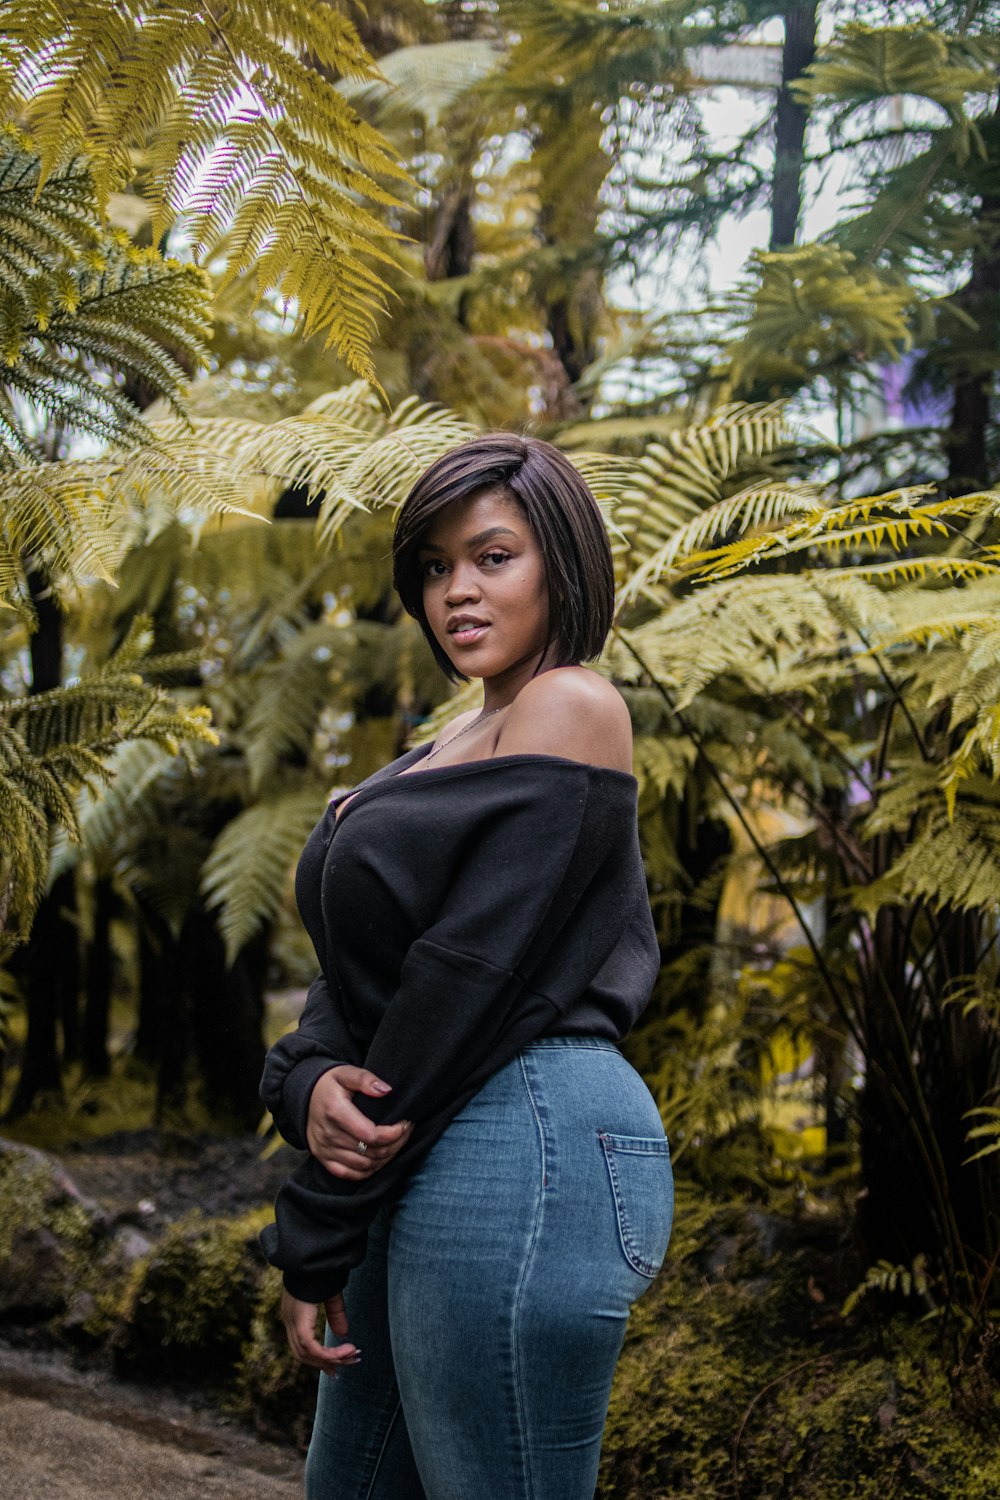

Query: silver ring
[356,1140,368,1155]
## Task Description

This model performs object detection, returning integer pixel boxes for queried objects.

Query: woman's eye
[421,552,509,578]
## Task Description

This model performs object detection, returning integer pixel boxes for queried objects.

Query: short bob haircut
[392,433,615,686]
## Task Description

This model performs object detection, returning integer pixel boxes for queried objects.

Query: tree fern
[727,243,916,392]
[610,401,805,605]
[0,0,409,381]
[793,23,998,163]
[0,126,211,460]
[1,617,215,950]
[200,788,329,965]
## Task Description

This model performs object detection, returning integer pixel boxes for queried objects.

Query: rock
[0,1224,67,1317]
[61,1290,98,1337]
[0,1138,107,1319]
[114,1208,271,1380]
[112,1226,154,1264]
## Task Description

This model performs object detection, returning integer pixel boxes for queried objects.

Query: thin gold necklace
[424,705,508,762]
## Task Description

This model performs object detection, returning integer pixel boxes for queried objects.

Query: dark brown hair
[392,433,616,685]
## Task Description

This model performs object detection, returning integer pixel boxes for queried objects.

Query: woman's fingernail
[372,1081,391,1094]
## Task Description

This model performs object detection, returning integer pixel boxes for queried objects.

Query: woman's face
[416,487,553,685]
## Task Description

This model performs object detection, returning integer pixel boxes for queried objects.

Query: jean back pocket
[598,1131,673,1278]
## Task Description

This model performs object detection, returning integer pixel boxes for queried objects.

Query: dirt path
[0,1348,305,1500]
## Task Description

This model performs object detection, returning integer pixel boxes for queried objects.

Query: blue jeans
[305,1037,674,1500]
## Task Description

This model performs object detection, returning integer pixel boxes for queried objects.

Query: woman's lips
[449,623,490,645]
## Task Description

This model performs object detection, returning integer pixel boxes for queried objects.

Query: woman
[260,433,673,1500]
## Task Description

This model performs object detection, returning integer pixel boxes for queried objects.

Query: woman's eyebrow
[418,526,519,554]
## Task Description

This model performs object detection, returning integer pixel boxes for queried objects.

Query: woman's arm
[260,971,411,1177]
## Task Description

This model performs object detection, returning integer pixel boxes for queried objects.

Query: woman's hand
[307,1065,413,1180]
[281,1289,360,1373]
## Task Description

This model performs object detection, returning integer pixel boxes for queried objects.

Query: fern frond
[859,776,1000,915]
[315,397,477,543]
[243,622,344,792]
[4,0,409,380]
[962,1106,1000,1165]
[794,24,998,162]
[0,126,211,463]
[201,787,328,964]
[619,480,820,605]
[339,41,502,130]
[48,737,178,881]
[727,243,916,391]
[0,616,216,942]
[0,444,259,612]
[841,1254,930,1317]
[684,486,945,580]
[609,401,803,601]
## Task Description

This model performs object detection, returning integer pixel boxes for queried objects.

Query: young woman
[259,433,674,1500]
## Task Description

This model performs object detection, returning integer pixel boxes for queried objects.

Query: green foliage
[0,0,408,380]
[0,616,216,954]
[116,1207,271,1377]
[728,244,917,393]
[963,1107,1000,1165]
[842,1255,932,1317]
[793,23,1000,161]
[230,1269,315,1446]
[607,401,816,607]
[201,790,328,966]
[0,125,211,461]
[340,40,502,131]
[604,395,1000,1329]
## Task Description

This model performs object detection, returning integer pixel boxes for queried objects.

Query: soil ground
[58,1125,303,1233]
[0,1344,305,1500]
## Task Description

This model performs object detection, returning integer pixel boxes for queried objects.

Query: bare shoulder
[497,666,633,774]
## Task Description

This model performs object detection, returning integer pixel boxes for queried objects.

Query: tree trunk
[424,186,475,284]
[81,877,115,1078]
[770,3,818,250]
[183,901,268,1129]
[857,900,999,1291]
[946,99,1000,494]
[3,871,77,1118]
[155,933,189,1123]
[4,564,69,1115]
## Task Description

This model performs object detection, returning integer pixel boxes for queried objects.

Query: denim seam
[598,1133,671,1155]
[510,1051,548,1500]
[363,1397,407,1500]
[521,1036,620,1053]
[311,1321,401,1500]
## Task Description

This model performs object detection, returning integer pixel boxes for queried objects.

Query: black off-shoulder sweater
[259,742,661,1302]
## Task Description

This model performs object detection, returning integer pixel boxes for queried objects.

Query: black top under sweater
[258,742,661,1302]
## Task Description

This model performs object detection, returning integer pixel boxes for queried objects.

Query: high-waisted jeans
[305,1036,674,1500]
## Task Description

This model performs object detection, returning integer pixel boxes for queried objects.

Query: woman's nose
[446,567,481,602]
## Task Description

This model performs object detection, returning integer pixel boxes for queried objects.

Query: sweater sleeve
[260,767,618,1302]
[259,971,362,1152]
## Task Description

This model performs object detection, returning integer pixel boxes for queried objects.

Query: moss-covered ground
[598,1183,1000,1498]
